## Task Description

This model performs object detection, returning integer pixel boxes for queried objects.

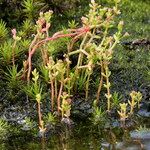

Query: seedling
[128,91,142,114]
[0,19,8,41]
[92,100,106,125]
[112,92,122,108]
[117,103,128,125]
[134,91,142,109]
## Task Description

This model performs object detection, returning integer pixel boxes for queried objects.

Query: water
[0,120,150,150]
[0,100,150,150]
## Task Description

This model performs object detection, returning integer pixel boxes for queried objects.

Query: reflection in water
[102,128,148,150]
[59,126,71,150]
[0,123,150,150]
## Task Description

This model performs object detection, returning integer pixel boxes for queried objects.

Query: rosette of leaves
[0,20,8,42]
[22,0,47,20]
[3,65,23,100]
[0,118,10,140]
[91,100,106,126]
[4,65,22,90]
[18,19,36,38]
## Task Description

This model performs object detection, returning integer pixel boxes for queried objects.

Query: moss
[119,0,150,39]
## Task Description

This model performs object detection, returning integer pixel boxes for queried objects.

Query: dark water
[1,121,150,150]
[0,101,150,150]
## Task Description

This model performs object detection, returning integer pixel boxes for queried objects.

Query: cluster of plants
[0,0,145,137]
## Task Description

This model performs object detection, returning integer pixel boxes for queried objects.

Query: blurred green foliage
[120,0,150,39]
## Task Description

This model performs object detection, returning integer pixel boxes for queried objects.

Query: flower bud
[118,21,124,31]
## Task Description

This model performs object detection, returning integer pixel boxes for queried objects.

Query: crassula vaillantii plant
[3,0,135,131]
[20,0,127,114]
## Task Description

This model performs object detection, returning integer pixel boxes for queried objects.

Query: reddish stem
[37,102,42,128]
[27,26,90,82]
